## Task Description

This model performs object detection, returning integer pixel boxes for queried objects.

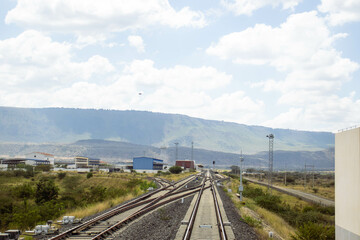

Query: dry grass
[159,172,195,181]
[223,179,298,239]
[247,176,335,200]
[283,185,334,200]
[60,193,136,219]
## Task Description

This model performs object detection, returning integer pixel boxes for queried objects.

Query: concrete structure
[75,157,100,168]
[133,157,164,171]
[25,152,55,165]
[176,160,195,170]
[1,157,50,167]
[114,160,133,171]
[335,127,360,240]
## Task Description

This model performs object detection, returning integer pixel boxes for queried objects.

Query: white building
[75,156,100,168]
[335,127,360,240]
[25,152,55,165]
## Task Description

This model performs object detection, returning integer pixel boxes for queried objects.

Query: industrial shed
[133,157,164,171]
[175,160,195,170]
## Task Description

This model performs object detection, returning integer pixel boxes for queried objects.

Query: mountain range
[0,106,334,153]
[0,106,335,169]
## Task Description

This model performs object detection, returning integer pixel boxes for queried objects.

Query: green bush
[295,210,325,226]
[286,176,296,184]
[57,172,67,180]
[169,166,183,174]
[291,222,335,240]
[255,194,283,212]
[35,178,59,204]
[243,187,264,198]
[87,172,93,179]
[242,216,262,228]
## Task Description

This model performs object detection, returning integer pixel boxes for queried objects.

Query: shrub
[35,179,59,204]
[57,172,67,180]
[254,194,283,212]
[317,206,335,216]
[243,187,264,198]
[242,216,262,228]
[35,164,51,172]
[13,183,34,200]
[87,172,93,179]
[286,176,296,184]
[295,211,325,226]
[169,166,183,174]
[291,222,335,240]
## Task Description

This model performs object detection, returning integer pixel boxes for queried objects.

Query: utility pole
[284,157,287,186]
[266,134,274,193]
[174,142,179,161]
[239,149,244,201]
[191,141,194,161]
[304,164,315,188]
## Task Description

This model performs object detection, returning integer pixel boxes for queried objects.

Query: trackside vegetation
[224,173,335,240]
[0,169,156,231]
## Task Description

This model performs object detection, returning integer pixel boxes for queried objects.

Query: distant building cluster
[0,152,101,172]
[0,152,202,173]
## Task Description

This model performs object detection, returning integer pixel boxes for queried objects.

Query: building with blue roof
[133,157,164,171]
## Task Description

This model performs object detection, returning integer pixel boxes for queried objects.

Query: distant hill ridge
[0,106,334,154]
[0,139,334,170]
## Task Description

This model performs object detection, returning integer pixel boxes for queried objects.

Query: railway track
[177,170,235,240]
[50,173,203,240]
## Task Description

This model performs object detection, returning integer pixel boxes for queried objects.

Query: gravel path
[113,195,194,240]
[216,184,259,240]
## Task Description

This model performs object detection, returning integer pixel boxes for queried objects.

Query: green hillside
[0,106,334,153]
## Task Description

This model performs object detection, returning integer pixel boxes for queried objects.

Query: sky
[0,0,359,132]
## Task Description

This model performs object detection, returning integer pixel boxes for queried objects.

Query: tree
[169,166,183,174]
[35,179,59,204]
[13,183,34,207]
[87,172,93,179]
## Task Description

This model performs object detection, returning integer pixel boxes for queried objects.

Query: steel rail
[50,174,199,240]
[91,186,208,240]
[182,178,207,240]
[49,183,172,240]
[211,182,227,240]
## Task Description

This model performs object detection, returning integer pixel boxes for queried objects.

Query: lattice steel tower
[266,134,274,193]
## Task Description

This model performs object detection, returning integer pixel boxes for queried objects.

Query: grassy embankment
[223,175,335,240]
[65,171,196,218]
[0,170,156,232]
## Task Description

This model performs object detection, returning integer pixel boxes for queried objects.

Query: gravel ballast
[113,195,194,240]
[216,184,259,240]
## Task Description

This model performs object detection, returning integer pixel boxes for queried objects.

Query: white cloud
[221,0,302,16]
[0,30,114,91]
[0,31,264,125]
[263,95,360,131]
[5,0,206,40]
[207,11,358,96]
[200,91,265,123]
[128,35,145,53]
[207,11,360,131]
[318,0,360,26]
[122,59,232,91]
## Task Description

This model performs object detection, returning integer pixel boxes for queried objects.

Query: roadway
[244,177,334,207]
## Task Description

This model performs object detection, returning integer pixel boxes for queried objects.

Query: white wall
[335,127,360,240]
